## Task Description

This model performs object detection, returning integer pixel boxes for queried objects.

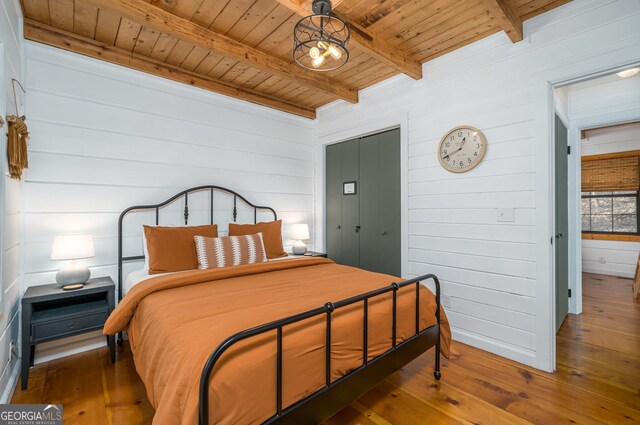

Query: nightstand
[302,251,328,258]
[21,277,115,390]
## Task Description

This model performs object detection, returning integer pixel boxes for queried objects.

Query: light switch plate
[497,208,515,222]
[343,181,356,195]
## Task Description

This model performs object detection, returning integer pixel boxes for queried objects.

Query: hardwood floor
[12,272,640,424]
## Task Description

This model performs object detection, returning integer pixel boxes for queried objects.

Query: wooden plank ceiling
[21,0,571,118]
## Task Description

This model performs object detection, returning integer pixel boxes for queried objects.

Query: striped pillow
[194,233,268,269]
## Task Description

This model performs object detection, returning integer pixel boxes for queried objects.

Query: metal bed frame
[117,185,442,425]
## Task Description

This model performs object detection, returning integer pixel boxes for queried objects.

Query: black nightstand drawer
[31,300,109,343]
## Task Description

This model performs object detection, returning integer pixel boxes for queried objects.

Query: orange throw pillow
[144,225,218,274]
[194,234,268,269]
[228,220,287,259]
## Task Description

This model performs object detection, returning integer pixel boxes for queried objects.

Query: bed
[107,185,451,425]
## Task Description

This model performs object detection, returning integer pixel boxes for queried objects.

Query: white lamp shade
[51,234,95,260]
[289,224,310,241]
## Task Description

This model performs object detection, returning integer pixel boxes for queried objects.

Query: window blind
[582,155,639,192]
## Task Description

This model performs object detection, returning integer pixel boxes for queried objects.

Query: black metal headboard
[117,185,277,302]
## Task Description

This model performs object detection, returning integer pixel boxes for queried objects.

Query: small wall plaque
[343,181,356,195]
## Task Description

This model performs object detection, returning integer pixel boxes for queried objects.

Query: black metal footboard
[198,274,442,425]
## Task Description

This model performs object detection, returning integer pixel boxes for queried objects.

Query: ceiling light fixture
[616,67,640,78]
[294,0,349,71]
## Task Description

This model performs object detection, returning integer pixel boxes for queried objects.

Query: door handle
[555,233,563,239]
[337,225,341,230]
[355,226,361,233]
[380,231,388,236]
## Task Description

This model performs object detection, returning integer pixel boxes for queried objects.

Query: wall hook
[11,78,26,118]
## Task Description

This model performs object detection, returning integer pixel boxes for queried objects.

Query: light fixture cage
[293,1,349,71]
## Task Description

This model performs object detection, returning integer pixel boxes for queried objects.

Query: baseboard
[0,360,20,403]
[582,266,634,278]
[451,327,537,369]
[0,307,21,403]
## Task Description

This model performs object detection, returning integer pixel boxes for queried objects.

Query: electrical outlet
[9,340,17,363]
[442,295,452,309]
[598,257,606,264]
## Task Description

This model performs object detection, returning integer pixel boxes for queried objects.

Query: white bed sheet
[123,269,166,294]
[124,269,195,294]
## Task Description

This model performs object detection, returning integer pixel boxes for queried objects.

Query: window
[581,150,640,240]
[581,191,639,234]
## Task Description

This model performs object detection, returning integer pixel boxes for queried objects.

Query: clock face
[438,126,487,173]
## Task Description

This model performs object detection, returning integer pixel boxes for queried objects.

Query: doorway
[552,66,640,372]
[555,69,640,316]
[325,128,401,276]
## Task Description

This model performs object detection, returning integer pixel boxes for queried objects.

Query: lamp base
[56,260,91,289]
[292,240,308,255]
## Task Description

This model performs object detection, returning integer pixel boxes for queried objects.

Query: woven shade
[582,156,639,192]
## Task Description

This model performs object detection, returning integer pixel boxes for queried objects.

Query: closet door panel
[359,129,401,276]
[340,139,360,268]
[377,129,401,276]
[325,143,343,264]
[358,133,382,273]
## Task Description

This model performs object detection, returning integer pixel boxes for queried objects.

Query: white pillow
[142,230,150,272]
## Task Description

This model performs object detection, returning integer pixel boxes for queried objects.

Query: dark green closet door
[326,143,343,264]
[359,129,401,276]
[326,139,360,268]
[555,114,569,332]
[325,129,400,276]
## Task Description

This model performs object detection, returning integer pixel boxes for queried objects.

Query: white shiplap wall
[571,73,640,146]
[314,0,640,370]
[23,43,315,362]
[581,121,640,157]
[0,0,23,402]
[582,238,640,277]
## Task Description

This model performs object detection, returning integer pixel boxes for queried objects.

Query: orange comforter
[104,258,451,425]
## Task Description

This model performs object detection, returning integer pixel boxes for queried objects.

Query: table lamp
[50,233,95,290]
[289,224,310,255]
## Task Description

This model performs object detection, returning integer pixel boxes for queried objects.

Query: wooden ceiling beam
[274,0,423,80]
[23,19,317,119]
[299,0,346,9]
[84,0,358,103]
[481,0,523,42]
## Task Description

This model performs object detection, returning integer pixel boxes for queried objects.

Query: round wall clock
[437,125,487,173]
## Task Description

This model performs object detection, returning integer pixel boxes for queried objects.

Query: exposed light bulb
[293,7,350,71]
[616,67,640,78]
[328,44,342,60]
[312,55,325,68]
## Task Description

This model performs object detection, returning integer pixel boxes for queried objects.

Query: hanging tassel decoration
[6,79,28,180]
[6,115,29,180]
